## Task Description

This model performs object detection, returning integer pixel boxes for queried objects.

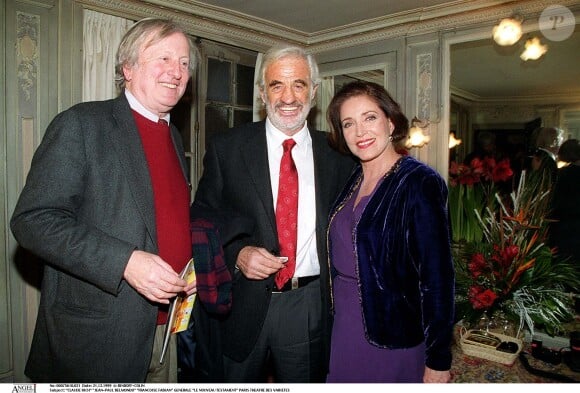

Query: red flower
[500,245,519,265]
[448,161,462,187]
[464,240,533,310]
[485,158,498,181]
[491,159,514,182]
[449,161,482,186]
[460,172,481,186]
[470,158,486,177]
[468,286,498,309]
[468,253,487,278]
[490,244,519,269]
[450,158,513,186]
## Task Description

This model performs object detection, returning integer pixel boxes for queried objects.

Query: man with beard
[193,45,355,382]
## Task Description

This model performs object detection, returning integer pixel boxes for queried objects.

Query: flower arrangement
[448,157,513,243]
[454,171,579,336]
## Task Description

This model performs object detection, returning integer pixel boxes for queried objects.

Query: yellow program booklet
[160,258,196,364]
[171,259,197,333]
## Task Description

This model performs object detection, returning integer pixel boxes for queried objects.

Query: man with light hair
[11,18,196,382]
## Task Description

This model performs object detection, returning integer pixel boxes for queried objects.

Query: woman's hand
[423,367,451,383]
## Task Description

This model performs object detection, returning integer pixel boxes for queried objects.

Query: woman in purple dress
[325,81,455,383]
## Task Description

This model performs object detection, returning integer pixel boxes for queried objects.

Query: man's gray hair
[114,18,198,90]
[256,45,320,92]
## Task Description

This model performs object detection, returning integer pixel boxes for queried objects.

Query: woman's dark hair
[327,81,409,154]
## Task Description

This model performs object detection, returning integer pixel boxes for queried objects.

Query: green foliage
[453,171,577,337]
[449,184,484,243]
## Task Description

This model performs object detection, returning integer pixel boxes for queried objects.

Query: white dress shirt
[265,118,320,277]
[125,90,170,124]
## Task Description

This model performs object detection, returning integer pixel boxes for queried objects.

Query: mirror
[313,52,397,132]
[442,22,580,247]
[310,68,388,132]
[333,70,385,90]
[449,28,580,172]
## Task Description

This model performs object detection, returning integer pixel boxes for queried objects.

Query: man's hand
[123,250,188,304]
[184,280,197,297]
[235,246,286,280]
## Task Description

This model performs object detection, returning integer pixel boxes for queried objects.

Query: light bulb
[520,37,548,61]
[492,18,523,46]
[449,133,462,149]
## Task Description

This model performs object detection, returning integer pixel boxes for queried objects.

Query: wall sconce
[405,117,430,149]
[520,37,548,61]
[492,17,523,46]
[449,132,462,149]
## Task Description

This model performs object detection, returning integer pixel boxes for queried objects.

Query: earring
[388,135,393,142]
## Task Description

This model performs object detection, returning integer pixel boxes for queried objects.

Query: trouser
[223,279,325,382]
[146,324,178,383]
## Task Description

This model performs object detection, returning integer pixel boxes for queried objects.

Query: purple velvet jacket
[328,156,455,371]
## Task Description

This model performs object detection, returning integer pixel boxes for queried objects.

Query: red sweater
[133,111,191,324]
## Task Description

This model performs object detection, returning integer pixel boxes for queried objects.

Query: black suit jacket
[193,120,355,366]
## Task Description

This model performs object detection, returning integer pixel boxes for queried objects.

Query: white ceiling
[196,0,453,33]
[195,0,580,100]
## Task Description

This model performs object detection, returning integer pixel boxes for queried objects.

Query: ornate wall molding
[310,0,580,53]
[16,0,56,9]
[452,87,580,107]
[417,53,433,121]
[76,0,289,51]
[76,0,580,53]
[16,12,39,103]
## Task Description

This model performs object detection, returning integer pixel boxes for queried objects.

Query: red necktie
[275,139,298,290]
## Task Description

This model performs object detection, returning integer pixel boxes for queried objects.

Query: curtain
[83,10,133,102]
[253,53,265,121]
[314,76,334,131]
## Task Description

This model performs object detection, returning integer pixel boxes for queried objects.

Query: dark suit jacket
[10,94,189,382]
[193,120,355,366]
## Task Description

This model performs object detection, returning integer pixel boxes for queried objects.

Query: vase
[486,310,520,338]
[464,310,520,339]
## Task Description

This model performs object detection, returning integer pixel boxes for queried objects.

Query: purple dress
[326,181,425,383]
